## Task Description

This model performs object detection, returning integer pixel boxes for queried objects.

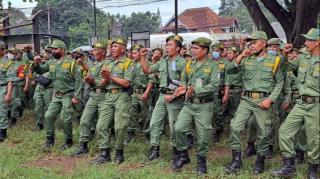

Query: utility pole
[47,2,51,44]
[93,0,97,39]
[174,0,178,35]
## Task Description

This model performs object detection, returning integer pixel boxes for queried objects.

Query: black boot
[270,157,296,177]
[60,138,73,150]
[172,150,190,170]
[89,130,95,140]
[225,150,242,174]
[213,129,223,143]
[148,146,160,161]
[245,143,256,157]
[308,163,319,179]
[172,146,179,162]
[43,136,55,148]
[265,145,273,159]
[197,155,207,175]
[10,118,17,126]
[124,131,135,145]
[91,148,111,164]
[253,155,265,175]
[187,134,194,149]
[144,133,150,144]
[0,129,7,142]
[37,123,44,130]
[71,142,88,157]
[295,150,305,164]
[115,149,125,164]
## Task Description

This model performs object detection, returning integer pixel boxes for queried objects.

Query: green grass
[0,110,309,179]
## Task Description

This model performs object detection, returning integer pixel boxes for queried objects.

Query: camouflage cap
[131,44,144,51]
[227,46,239,53]
[267,38,281,46]
[49,40,66,49]
[112,37,128,46]
[166,34,184,43]
[152,48,164,54]
[211,43,224,50]
[92,41,107,49]
[191,37,212,48]
[106,39,113,45]
[72,47,84,55]
[302,28,320,41]
[0,41,6,49]
[247,31,268,41]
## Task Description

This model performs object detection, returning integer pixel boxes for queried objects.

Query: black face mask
[52,52,62,59]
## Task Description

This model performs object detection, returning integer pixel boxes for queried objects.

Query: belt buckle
[305,97,314,103]
[96,88,101,93]
[251,92,260,99]
[193,98,200,104]
[111,89,118,94]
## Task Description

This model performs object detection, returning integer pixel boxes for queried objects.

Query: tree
[242,0,319,46]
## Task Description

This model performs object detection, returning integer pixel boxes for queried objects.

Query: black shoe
[115,149,125,164]
[0,129,7,142]
[197,155,207,175]
[295,150,305,164]
[124,131,135,145]
[10,118,17,126]
[37,124,44,130]
[71,142,88,157]
[213,129,223,143]
[60,138,73,151]
[43,136,55,148]
[270,157,296,177]
[265,145,273,159]
[90,148,111,164]
[172,150,190,170]
[148,146,160,161]
[172,146,179,163]
[225,150,242,174]
[144,133,150,144]
[308,163,319,179]
[253,155,265,175]
[187,134,194,150]
[245,143,256,157]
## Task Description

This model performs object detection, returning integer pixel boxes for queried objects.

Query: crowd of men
[0,27,319,178]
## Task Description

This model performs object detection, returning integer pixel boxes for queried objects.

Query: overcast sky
[4,0,221,25]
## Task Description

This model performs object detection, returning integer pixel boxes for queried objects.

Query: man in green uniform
[140,35,185,161]
[271,28,320,179]
[211,43,227,143]
[172,37,219,174]
[72,42,108,157]
[32,40,83,150]
[91,37,135,164]
[125,44,155,144]
[33,47,54,130]
[225,31,284,175]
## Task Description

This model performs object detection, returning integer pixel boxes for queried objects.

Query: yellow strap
[186,60,192,75]
[4,60,13,70]
[272,56,281,76]
[70,60,76,77]
[123,58,132,71]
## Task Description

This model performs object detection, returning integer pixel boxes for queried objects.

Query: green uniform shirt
[86,59,107,89]
[149,55,186,88]
[132,61,155,89]
[224,59,242,87]
[227,53,284,102]
[181,57,220,97]
[32,56,83,99]
[288,53,320,97]
[102,55,135,89]
[7,59,27,85]
[0,57,12,85]
[213,57,227,87]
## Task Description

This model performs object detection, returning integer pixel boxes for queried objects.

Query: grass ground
[0,110,310,179]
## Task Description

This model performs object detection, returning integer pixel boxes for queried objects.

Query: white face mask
[6,53,15,60]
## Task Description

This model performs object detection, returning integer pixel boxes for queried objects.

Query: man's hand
[140,92,149,101]
[72,97,80,104]
[185,86,194,99]
[34,55,42,64]
[164,95,174,103]
[84,76,95,85]
[282,102,291,111]
[241,48,252,57]
[4,94,12,105]
[23,85,28,93]
[140,48,148,58]
[258,98,273,110]
[222,94,229,106]
[283,44,293,55]
[174,86,186,97]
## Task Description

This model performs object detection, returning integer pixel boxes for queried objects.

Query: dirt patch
[208,146,231,160]
[24,153,86,175]
[118,163,145,172]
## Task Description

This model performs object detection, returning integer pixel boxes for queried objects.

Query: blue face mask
[212,51,220,59]
[267,50,277,56]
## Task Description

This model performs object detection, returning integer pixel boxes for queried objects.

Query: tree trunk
[291,0,319,46]
[242,0,277,38]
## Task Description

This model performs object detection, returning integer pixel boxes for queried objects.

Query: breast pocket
[242,65,254,80]
[298,67,307,83]
[260,67,273,82]
[158,65,166,80]
[311,64,320,88]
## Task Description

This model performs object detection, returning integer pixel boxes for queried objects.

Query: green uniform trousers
[224,89,241,124]
[44,94,74,139]
[279,100,319,164]
[96,92,131,149]
[149,93,183,146]
[212,92,225,131]
[128,93,152,132]
[230,98,272,155]
[34,85,53,127]
[10,82,24,119]
[0,86,9,129]
[79,92,105,142]
[175,101,214,156]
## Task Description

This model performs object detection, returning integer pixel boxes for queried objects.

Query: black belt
[106,88,127,94]
[244,91,269,99]
[160,88,174,94]
[188,96,214,104]
[301,95,320,104]
[134,88,146,94]
[55,90,74,96]
[92,88,107,94]
[0,83,7,87]
[230,85,242,90]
